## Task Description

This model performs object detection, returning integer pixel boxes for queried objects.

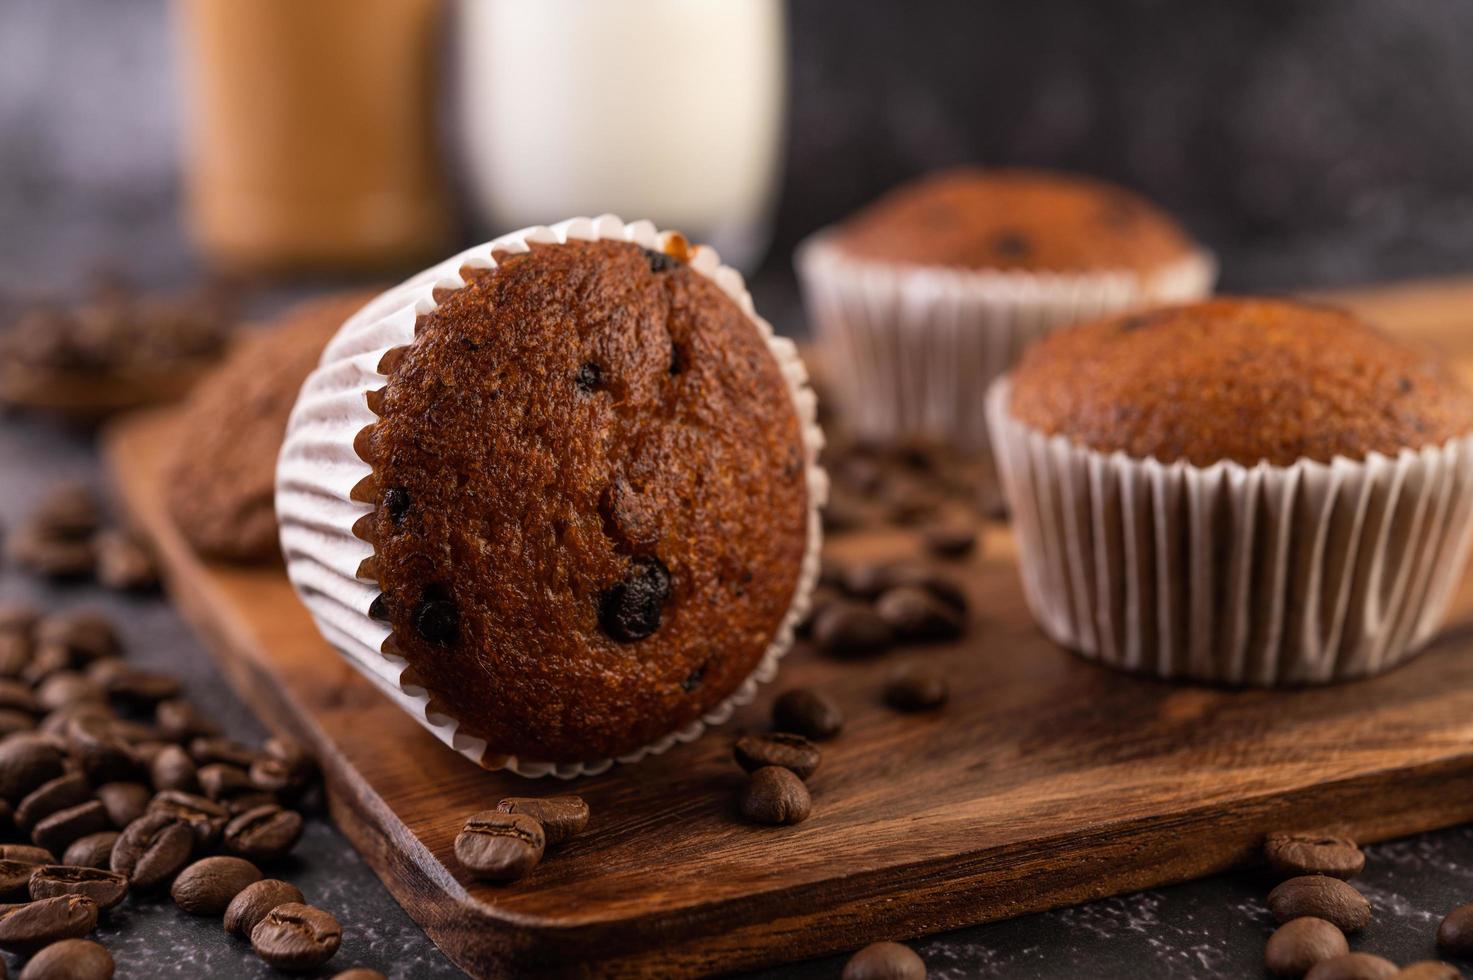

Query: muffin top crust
[829,167,1197,274]
[357,238,810,763]
[167,290,375,562]
[1008,297,1473,467]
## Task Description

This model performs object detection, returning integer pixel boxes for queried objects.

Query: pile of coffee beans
[0,601,385,976]
[3,484,157,590]
[820,436,988,548]
[1259,830,1465,978]
[453,795,589,883]
[806,557,968,661]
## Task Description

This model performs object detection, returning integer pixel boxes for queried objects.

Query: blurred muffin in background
[165,290,376,562]
[987,297,1473,686]
[796,167,1215,456]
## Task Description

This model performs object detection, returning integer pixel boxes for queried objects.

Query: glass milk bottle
[454,0,787,272]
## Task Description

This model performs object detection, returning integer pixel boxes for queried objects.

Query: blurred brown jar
[175,0,452,273]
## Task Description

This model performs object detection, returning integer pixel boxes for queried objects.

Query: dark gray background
[4,1,1473,977]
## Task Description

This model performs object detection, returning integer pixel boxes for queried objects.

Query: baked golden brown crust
[830,167,1197,274]
[357,239,809,763]
[1008,297,1473,466]
[166,291,376,561]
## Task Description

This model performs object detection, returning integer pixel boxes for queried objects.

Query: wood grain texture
[104,277,1473,979]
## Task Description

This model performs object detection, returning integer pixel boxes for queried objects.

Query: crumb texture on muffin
[1008,297,1473,467]
[830,167,1197,273]
[167,291,375,562]
[355,239,809,763]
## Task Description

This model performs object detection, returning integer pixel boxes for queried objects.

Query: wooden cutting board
[103,276,1473,979]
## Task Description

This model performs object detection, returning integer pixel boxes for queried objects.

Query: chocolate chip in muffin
[575,362,603,393]
[414,590,458,647]
[599,557,671,643]
[382,488,411,523]
[642,248,679,273]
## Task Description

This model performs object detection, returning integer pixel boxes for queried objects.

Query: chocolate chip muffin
[830,167,1198,274]
[166,291,376,562]
[278,218,823,774]
[1008,297,1473,466]
[987,296,1473,686]
[797,167,1214,456]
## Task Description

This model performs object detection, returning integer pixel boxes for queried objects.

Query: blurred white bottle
[454,0,787,272]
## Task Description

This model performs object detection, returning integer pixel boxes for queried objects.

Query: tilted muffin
[276,217,824,776]
[797,167,1215,454]
[988,297,1473,685]
[166,290,377,562]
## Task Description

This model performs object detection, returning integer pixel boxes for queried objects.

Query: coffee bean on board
[874,586,964,642]
[733,733,822,781]
[1265,917,1349,977]
[1269,876,1372,933]
[495,796,589,846]
[172,856,263,915]
[771,687,844,741]
[884,668,949,712]
[739,767,811,826]
[1265,832,1365,881]
[454,811,544,882]
[811,601,893,658]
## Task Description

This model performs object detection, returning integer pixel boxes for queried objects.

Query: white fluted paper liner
[985,379,1473,685]
[796,232,1216,452]
[276,216,827,778]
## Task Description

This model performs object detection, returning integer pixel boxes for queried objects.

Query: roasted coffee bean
[739,766,811,826]
[249,736,316,797]
[733,733,821,781]
[251,902,342,971]
[29,865,129,910]
[0,895,99,954]
[95,664,178,706]
[642,247,678,273]
[1265,832,1365,881]
[62,832,119,870]
[95,782,150,828]
[1397,963,1462,980]
[1265,917,1349,977]
[188,737,259,770]
[171,855,263,915]
[17,938,114,980]
[884,667,949,712]
[32,800,110,854]
[0,681,38,717]
[812,601,893,658]
[35,613,117,664]
[111,811,194,888]
[149,791,229,847]
[842,941,927,980]
[104,719,162,746]
[1438,902,1473,954]
[129,740,169,767]
[921,520,978,559]
[0,604,40,635]
[35,672,105,712]
[227,792,278,815]
[331,970,388,980]
[21,648,72,687]
[0,734,66,801]
[198,763,254,801]
[8,531,94,580]
[454,811,544,882]
[772,688,844,741]
[0,634,31,679]
[598,556,670,642]
[155,700,218,741]
[1305,953,1399,980]
[0,712,34,738]
[38,704,110,741]
[150,744,198,793]
[874,586,964,642]
[14,773,91,832]
[495,796,589,845]
[224,877,305,937]
[1268,876,1371,933]
[0,845,56,865]
[28,484,100,539]
[94,530,158,591]
[65,716,138,784]
[224,804,303,862]
[0,860,42,901]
